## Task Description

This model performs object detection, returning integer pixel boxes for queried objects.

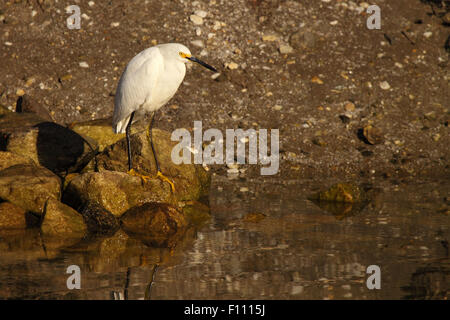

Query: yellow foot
[127,168,151,183]
[128,168,175,192]
[156,171,176,193]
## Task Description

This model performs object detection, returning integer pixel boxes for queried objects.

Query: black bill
[187,56,217,72]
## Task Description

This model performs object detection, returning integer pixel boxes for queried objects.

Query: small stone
[423,32,432,39]
[88,1,95,7]
[242,212,266,223]
[312,137,327,147]
[279,44,294,54]
[362,125,384,145]
[330,20,338,25]
[226,62,239,70]
[110,22,120,27]
[59,74,73,82]
[311,76,324,84]
[273,105,283,111]
[379,81,391,90]
[0,202,27,229]
[190,14,204,25]
[432,133,441,142]
[190,40,204,48]
[16,89,25,96]
[344,102,355,111]
[262,34,279,42]
[194,10,207,18]
[240,187,249,192]
[79,61,89,68]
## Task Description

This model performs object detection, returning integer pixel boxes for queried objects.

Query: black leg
[148,111,161,172]
[126,111,135,171]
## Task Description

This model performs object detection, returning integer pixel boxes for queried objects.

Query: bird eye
[179,52,185,58]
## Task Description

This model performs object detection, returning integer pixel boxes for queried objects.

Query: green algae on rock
[309,183,364,204]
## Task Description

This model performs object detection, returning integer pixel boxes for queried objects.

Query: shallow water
[0,177,449,300]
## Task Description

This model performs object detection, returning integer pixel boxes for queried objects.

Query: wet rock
[79,202,119,235]
[69,118,140,152]
[15,95,53,121]
[0,151,34,171]
[0,201,27,229]
[309,183,364,203]
[93,129,211,201]
[0,113,98,175]
[121,203,187,248]
[0,164,61,215]
[182,200,211,228]
[361,125,384,145]
[63,171,176,217]
[41,198,87,238]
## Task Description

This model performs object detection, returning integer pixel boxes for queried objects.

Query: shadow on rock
[0,112,97,176]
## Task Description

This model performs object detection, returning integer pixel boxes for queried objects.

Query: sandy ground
[0,0,449,181]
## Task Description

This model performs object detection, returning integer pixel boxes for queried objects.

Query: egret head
[176,44,217,72]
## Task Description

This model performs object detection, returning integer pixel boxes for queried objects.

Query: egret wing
[113,47,164,133]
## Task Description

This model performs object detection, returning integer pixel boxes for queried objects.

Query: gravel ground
[1,0,449,180]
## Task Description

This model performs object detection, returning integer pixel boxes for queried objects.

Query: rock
[69,118,139,152]
[379,81,391,90]
[262,34,279,42]
[226,62,239,70]
[41,198,87,238]
[79,202,119,235]
[194,10,207,18]
[312,136,327,147]
[309,183,364,203]
[120,202,187,248]
[190,14,204,25]
[311,76,324,84]
[0,151,34,171]
[0,201,27,229]
[362,125,384,145]
[93,129,211,202]
[15,95,53,121]
[279,44,294,54]
[0,112,98,175]
[290,30,316,50]
[0,164,61,215]
[344,102,356,112]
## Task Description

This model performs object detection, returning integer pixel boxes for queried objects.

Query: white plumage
[113,43,192,133]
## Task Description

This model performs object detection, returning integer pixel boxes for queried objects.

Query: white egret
[112,43,217,191]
